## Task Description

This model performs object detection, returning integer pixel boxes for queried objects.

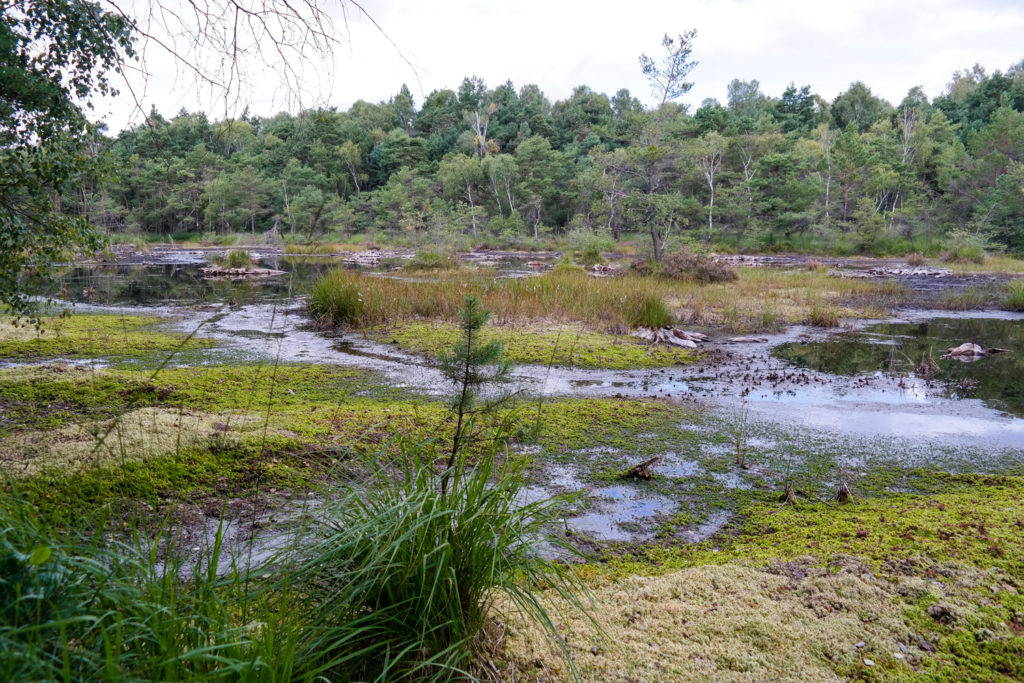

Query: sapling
[438,296,513,493]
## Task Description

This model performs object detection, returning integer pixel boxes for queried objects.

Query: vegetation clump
[214,249,254,268]
[404,248,461,271]
[661,249,738,283]
[1002,279,1024,311]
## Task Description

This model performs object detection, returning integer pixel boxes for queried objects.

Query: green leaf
[29,545,51,565]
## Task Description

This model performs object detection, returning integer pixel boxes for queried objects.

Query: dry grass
[0,407,266,477]
[498,561,911,682]
[310,269,900,334]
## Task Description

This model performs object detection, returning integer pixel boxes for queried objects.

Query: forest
[79,62,1024,257]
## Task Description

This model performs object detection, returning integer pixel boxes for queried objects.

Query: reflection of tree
[774,319,1024,417]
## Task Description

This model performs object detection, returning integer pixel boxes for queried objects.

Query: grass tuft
[1002,279,1024,311]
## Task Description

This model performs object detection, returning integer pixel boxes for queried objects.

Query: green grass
[1002,279,1024,311]
[1,434,585,681]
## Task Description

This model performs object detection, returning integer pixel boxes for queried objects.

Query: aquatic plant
[630,294,674,328]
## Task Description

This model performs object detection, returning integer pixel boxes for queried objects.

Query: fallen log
[942,342,1012,361]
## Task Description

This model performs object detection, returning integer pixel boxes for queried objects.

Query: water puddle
[567,485,675,542]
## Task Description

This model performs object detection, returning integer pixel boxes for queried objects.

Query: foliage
[0,495,273,681]
[213,249,254,268]
[438,296,512,469]
[630,295,674,328]
[47,54,1023,259]
[1,0,135,320]
[309,270,364,326]
[405,248,460,271]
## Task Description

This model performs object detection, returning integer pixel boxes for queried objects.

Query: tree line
[80,61,1024,255]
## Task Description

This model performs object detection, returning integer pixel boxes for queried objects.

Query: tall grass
[1003,280,1024,311]
[309,268,679,331]
[2,435,583,680]
[0,495,276,681]
[283,436,585,680]
[309,267,909,333]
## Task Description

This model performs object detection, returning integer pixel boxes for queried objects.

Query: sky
[95,0,1024,131]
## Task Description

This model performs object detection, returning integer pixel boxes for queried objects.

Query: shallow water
[15,253,1024,549]
[773,317,1024,418]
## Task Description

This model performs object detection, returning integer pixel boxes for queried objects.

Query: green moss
[0,314,213,360]
[595,475,1024,681]
[10,439,315,527]
[370,322,696,369]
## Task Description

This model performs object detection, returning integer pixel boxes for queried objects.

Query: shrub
[630,258,657,276]
[906,252,927,266]
[213,249,253,268]
[941,230,988,264]
[552,254,585,273]
[805,302,840,327]
[662,249,737,283]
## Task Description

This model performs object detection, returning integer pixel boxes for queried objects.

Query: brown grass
[309,268,905,334]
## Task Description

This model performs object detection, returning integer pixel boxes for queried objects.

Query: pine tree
[438,296,512,492]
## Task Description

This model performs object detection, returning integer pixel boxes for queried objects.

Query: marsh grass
[0,494,284,681]
[282,436,587,681]
[1,300,586,681]
[213,249,254,268]
[1002,279,1024,311]
[405,249,461,272]
[310,268,898,333]
[933,287,994,310]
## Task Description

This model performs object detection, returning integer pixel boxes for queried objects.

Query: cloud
[93,0,1024,130]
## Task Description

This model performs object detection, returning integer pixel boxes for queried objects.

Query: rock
[927,602,955,624]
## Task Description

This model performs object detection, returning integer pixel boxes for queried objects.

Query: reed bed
[309,268,909,333]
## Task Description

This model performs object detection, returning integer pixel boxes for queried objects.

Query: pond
[773,317,1024,418]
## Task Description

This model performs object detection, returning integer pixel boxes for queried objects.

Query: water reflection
[773,317,1024,417]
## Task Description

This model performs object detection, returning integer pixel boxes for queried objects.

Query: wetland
[4,246,1024,680]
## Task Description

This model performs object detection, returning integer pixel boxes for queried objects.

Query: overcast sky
[96,0,1024,131]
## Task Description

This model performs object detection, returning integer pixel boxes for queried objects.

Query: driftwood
[588,264,622,278]
[200,266,285,279]
[632,327,709,348]
[942,343,1011,362]
[725,336,769,343]
[622,456,661,480]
